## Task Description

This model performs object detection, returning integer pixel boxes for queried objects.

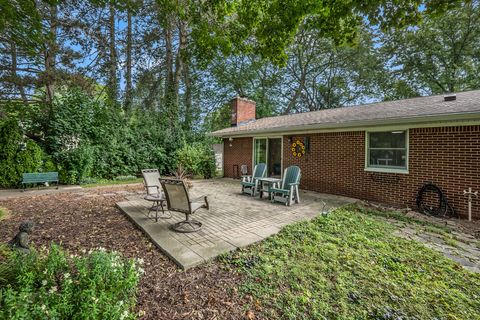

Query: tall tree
[108,1,118,102]
[191,0,461,66]
[125,6,133,109]
[43,3,58,103]
[381,1,480,96]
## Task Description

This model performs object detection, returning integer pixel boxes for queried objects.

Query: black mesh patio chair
[141,169,170,221]
[160,178,209,233]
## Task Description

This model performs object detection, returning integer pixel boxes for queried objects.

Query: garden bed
[0,185,248,319]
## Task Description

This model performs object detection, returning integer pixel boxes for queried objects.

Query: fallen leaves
[0,186,251,319]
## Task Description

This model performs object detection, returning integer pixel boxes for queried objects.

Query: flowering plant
[0,244,142,319]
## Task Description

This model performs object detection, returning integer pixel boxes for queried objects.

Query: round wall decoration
[291,139,306,158]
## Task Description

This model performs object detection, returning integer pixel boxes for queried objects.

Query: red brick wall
[282,126,480,219]
[231,97,256,126]
[223,138,253,178]
[221,126,480,218]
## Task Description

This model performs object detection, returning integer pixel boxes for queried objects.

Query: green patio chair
[241,163,267,196]
[270,165,301,206]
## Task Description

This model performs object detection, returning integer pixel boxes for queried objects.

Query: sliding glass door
[268,138,282,176]
[254,139,267,166]
[253,138,282,177]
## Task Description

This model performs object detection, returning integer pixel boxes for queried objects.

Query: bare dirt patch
[0,185,250,319]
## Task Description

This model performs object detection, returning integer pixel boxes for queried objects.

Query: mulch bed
[0,185,254,319]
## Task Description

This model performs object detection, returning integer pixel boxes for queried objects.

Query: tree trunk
[108,2,118,102]
[183,61,192,130]
[164,15,174,102]
[284,72,306,114]
[173,19,187,107]
[44,4,57,103]
[125,7,133,110]
[10,42,28,105]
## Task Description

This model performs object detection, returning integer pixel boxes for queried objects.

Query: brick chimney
[231,97,256,127]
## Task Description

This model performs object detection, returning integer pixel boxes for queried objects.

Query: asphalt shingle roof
[210,90,480,137]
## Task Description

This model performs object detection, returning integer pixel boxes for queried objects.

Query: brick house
[210,91,480,219]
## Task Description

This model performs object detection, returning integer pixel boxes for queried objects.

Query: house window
[366,131,408,172]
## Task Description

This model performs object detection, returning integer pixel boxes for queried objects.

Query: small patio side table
[257,177,282,200]
[144,194,171,222]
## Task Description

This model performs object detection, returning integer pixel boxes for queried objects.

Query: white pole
[463,187,478,221]
[468,187,472,222]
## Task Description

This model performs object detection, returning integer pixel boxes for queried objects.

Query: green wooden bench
[22,172,59,190]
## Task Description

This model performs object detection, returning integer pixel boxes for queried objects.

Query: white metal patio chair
[141,169,170,221]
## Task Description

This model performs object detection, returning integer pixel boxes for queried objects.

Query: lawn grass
[81,178,143,188]
[358,205,452,234]
[223,205,480,319]
[0,207,8,220]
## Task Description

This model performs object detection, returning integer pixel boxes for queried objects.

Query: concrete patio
[117,178,357,269]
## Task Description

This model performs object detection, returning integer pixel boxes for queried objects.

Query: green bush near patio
[176,143,217,179]
[0,244,142,320]
[224,205,480,319]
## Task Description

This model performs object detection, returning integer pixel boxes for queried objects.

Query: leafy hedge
[176,143,217,178]
[0,245,142,319]
[0,88,217,187]
[0,120,51,187]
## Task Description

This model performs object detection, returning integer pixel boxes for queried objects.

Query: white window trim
[364,130,409,174]
[252,136,283,175]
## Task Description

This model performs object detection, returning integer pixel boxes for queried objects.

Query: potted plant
[173,165,193,189]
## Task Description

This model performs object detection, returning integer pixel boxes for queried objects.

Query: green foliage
[224,205,480,319]
[0,87,190,186]
[203,104,231,133]
[0,244,142,320]
[56,143,94,185]
[0,120,47,187]
[381,2,480,95]
[199,146,217,179]
[176,144,201,175]
[44,88,177,182]
[193,0,459,66]
[176,143,216,178]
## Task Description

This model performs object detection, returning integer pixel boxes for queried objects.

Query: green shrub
[46,88,175,180]
[0,120,46,187]
[56,143,94,185]
[0,244,142,319]
[198,147,216,179]
[176,144,202,175]
[176,143,216,178]
[4,87,212,184]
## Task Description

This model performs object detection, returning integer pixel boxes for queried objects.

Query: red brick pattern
[231,97,256,126]
[224,126,480,219]
[223,137,253,178]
